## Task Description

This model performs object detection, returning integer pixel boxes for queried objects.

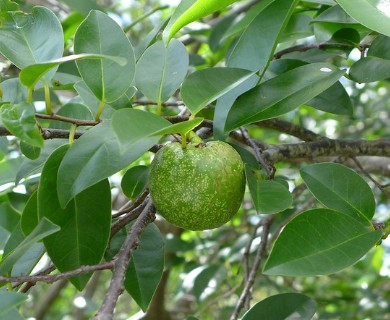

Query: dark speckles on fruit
[149,141,246,231]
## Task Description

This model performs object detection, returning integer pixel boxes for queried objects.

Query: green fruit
[149,141,245,230]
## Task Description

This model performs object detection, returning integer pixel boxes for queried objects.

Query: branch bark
[93,199,156,320]
[230,216,274,320]
[262,138,390,163]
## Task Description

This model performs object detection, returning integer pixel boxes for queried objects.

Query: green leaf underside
[300,163,375,222]
[165,0,238,43]
[150,118,203,137]
[246,167,292,214]
[124,223,164,311]
[74,10,135,102]
[227,0,300,73]
[57,109,170,207]
[214,74,259,140]
[19,54,127,88]
[241,293,317,320]
[337,0,390,38]
[39,144,112,290]
[268,59,353,116]
[350,57,390,82]
[0,218,60,276]
[225,63,344,131]
[121,165,150,200]
[221,0,275,42]
[181,67,255,115]
[0,291,27,316]
[20,191,38,235]
[0,102,44,148]
[263,208,382,276]
[15,140,66,185]
[135,39,189,103]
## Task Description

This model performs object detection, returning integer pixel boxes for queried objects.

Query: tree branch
[273,42,358,60]
[262,138,390,163]
[230,215,274,320]
[0,262,114,285]
[36,113,99,127]
[255,118,322,142]
[93,199,156,320]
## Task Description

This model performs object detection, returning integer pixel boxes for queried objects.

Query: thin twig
[230,215,274,320]
[35,113,99,126]
[110,198,148,238]
[133,100,185,107]
[240,127,275,179]
[0,262,114,285]
[241,220,263,309]
[273,42,357,60]
[112,189,149,219]
[351,157,390,198]
[93,199,156,320]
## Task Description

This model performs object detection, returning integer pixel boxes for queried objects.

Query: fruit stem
[188,131,204,144]
[44,82,53,115]
[181,133,187,148]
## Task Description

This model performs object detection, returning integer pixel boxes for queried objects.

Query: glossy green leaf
[300,163,375,222]
[0,78,28,104]
[20,191,38,236]
[19,54,127,89]
[125,223,164,311]
[0,6,63,80]
[0,203,20,233]
[39,144,111,290]
[0,218,60,275]
[57,109,170,207]
[11,242,44,277]
[181,67,254,115]
[313,5,358,24]
[0,102,44,148]
[58,0,104,15]
[0,307,24,320]
[263,208,383,276]
[227,0,299,73]
[111,108,171,153]
[74,10,136,103]
[0,291,27,317]
[306,81,353,115]
[108,86,137,110]
[349,57,390,82]
[268,59,353,115]
[74,81,115,120]
[337,0,390,37]
[280,13,313,43]
[135,40,188,103]
[15,140,66,184]
[241,293,317,320]
[150,118,204,137]
[121,166,150,200]
[221,0,274,42]
[0,157,23,186]
[20,141,41,160]
[246,167,292,214]
[225,63,344,131]
[367,34,390,59]
[2,221,25,257]
[214,75,259,140]
[164,0,238,43]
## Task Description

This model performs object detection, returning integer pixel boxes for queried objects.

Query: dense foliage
[0,0,389,319]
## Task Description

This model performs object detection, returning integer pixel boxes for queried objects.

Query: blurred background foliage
[1,0,389,319]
